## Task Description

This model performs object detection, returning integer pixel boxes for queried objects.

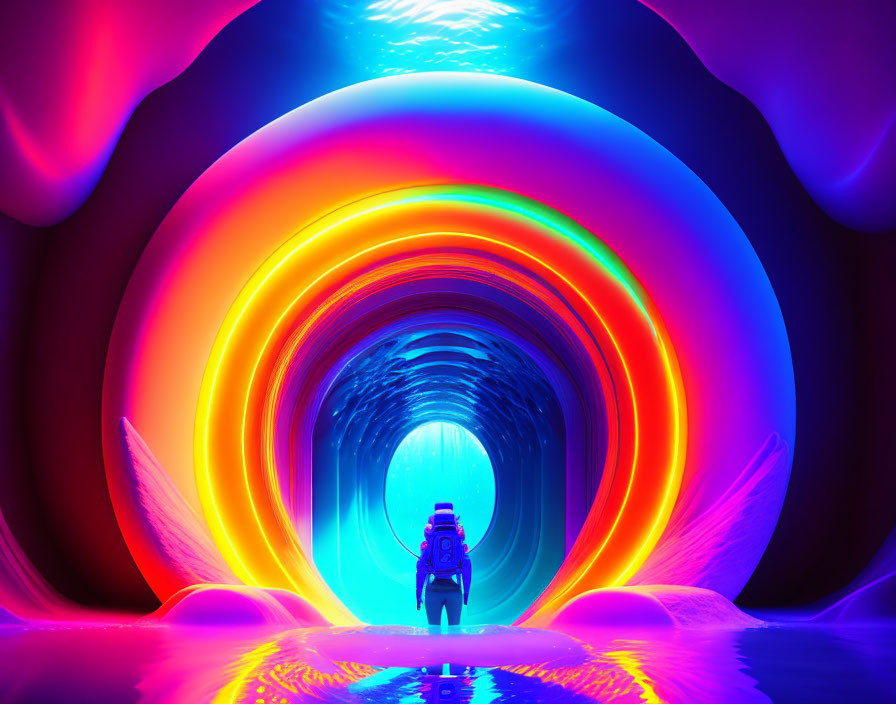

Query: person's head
[432,502,455,526]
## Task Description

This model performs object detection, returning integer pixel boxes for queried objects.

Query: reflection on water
[0,621,893,702]
[215,627,766,703]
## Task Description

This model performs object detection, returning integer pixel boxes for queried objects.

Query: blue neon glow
[321,0,552,76]
[385,421,496,551]
[311,317,571,625]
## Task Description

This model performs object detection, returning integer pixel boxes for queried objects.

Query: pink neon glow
[0,0,258,226]
[630,433,790,597]
[0,506,70,620]
[118,418,237,597]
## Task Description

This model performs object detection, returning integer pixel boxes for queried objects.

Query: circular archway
[102,73,794,626]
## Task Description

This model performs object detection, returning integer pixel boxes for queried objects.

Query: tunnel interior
[307,276,611,624]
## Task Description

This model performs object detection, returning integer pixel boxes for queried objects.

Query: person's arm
[460,547,471,606]
[416,544,428,610]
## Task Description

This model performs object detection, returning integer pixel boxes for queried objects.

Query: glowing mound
[0,606,23,626]
[148,584,327,628]
[548,586,763,630]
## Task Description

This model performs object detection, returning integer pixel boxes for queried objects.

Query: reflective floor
[0,620,894,703]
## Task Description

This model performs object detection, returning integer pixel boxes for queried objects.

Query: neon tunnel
[3,1,895,700]
[0,0,896,704]
[96,74,796,627]
[311,310,599,624]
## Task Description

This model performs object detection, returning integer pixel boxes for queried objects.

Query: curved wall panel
[0,0,259,226]
[639,0,896,233]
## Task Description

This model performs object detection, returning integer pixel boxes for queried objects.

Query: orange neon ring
[195,186,686,624]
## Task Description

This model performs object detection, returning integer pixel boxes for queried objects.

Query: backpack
[426,514,464,579]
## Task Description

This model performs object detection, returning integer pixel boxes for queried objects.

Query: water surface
[0,620,893,702]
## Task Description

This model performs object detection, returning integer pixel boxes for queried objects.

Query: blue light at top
[321,0,557,76]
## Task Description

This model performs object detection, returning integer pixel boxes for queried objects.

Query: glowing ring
[264,253,622,538]
[195,186,685,624]
[103,73,794,621]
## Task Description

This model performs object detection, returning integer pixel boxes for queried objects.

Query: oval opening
[385,421,496,553]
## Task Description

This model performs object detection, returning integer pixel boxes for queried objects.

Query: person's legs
[444,584,462,626]
[424,586,445,626]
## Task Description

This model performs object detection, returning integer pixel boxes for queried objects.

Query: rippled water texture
[1,621,893,702]
[319,1,566,75]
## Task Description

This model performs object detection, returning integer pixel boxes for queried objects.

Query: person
[416,502,471,626]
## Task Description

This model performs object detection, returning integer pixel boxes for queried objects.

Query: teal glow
[322,1,552,76]
[386,422,496,552]
[311,319,569,625]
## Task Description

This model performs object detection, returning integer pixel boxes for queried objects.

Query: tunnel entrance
[385,421,496,553]
[308,295,608,624]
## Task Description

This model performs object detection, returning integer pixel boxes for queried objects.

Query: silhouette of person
[416,502,471,626]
